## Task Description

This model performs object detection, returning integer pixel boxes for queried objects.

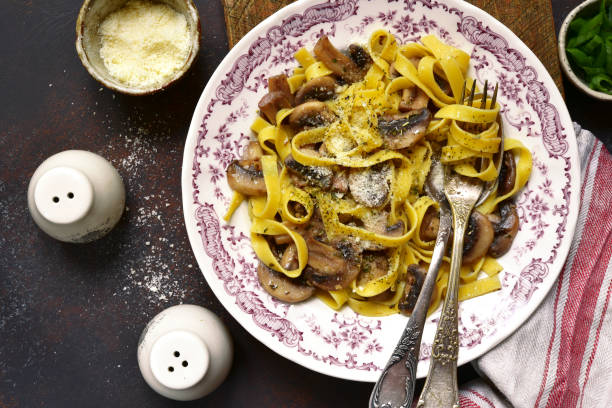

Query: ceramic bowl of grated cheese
[76,0,200,95]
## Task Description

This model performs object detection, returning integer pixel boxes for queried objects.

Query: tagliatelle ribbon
[250,155,280,219]
[250,218,308,278]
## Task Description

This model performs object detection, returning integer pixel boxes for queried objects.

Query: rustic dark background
[0,1,609,407]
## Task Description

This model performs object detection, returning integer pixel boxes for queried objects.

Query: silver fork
[416,168,483,408]
[369,153,452,408]
[416,80,498,407]
[474,80,502,207]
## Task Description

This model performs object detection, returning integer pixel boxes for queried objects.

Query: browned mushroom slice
[489,202,519,258]
[462,210,495,264]
[257,262,315,303]
[356,252,389,289]
[348,163,391,208]
[268,74,291,95]
[488,150,519,257]
[273,234,292,246]
[303,237,361,291]
[420,206,440,242]
[398,264,425,316]
[295,76,336,105]
[288,101,336,130]
[378,109,431,150]
[399,87,430,112]
[348,44,373,71]
[258,91,292,124]
[280,244,298,270]
[284,154,333,190]
[498,150,517,196]
[313,36,365,84]
[268,74,294,106]
[241,141,263,162]
[331,169,349,194]
[226,160,266,196]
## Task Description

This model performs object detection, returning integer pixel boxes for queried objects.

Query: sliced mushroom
[303,237,361,291]
[331,169,349,194]
[295,76,336,105]
[348,163,391,208]
[280,244,299,270]
[378,109,432,150]
[356,252,389,289]
[242,141,263,162]
[273,234,292,246]
[257,262,315,303]
[305,237,347,273]
[288,101,335,129]
[399,87,429,112]
[313,36,365,84]
[258,91,292,124]
[348,44,373,71]
[268,74,292,95]
[498,151,517,196]
[487,150,519,257]
[284,154,333,190]
[226,160,266,196]
[398,264,425,316]
[489,202,519,258]
[369,289,396,302]
[420,206,440,242]
[462,210,495,264]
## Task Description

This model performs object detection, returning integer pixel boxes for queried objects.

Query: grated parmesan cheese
[99,0,190,88]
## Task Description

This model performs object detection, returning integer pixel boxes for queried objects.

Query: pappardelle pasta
[225,30,532,317]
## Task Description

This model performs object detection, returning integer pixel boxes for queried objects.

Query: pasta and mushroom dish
[225,30,532,317]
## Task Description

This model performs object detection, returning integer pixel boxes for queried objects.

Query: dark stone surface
[0,1,609,407]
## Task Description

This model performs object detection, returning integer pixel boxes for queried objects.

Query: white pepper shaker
[137,304,233,401]
[27,150,125,243]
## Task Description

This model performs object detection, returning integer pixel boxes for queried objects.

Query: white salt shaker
[137,304,233,401]
[27,150,125,243]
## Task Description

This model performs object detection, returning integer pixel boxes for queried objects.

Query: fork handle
[417,202,472,408]
[369,204,451,408]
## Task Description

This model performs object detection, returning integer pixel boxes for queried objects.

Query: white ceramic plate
[182,0,580,382]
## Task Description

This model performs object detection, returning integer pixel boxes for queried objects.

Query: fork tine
[468,80,477,107]
[460,81,466,105]
[490,82,499,109]
[480,80,488,109]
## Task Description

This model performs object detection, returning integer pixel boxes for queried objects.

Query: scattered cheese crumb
[99,0,190,88]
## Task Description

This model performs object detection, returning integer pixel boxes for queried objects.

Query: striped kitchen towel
[459,124,612,407]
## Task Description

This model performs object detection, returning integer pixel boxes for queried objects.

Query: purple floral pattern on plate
[182,0,580,382]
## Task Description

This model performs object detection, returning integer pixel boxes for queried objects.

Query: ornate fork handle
[370,203,451,408]
[417,183,478,408]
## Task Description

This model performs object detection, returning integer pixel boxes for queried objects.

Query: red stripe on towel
[580,268,612,408]
[535,144,600,407]
[459,396,482,408]
[547,145,612,408]
[468,389,496,408]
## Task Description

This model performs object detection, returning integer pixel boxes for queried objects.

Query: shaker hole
[168,366,174,372]
[52,197,59,203]
[67,192,74,199]
[174,351,180,357]
[182,361,188,367]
